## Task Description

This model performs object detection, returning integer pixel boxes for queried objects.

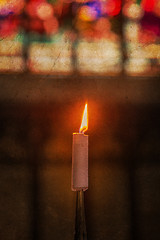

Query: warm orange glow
[79,104,88,133]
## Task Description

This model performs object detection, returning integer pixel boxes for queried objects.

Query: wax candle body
[72,133,88,191]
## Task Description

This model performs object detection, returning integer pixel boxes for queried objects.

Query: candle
[72,104,88,191]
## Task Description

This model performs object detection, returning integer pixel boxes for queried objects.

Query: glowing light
[125,58,151,75]
[77,40,122,74]
[0,56,24,72]
[78,5,97,21]
[79,104,88,133]
[0,0,8,7]
[123,3,144,20]
[28,41,73,73]
[105,0,121,16]
[124,22,140,42]
[37,2,54,20]
[77,1,101,22]
[141,0,155,12]
[144,44,160,59]
[0,0,24,16]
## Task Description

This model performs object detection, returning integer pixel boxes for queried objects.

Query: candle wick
[79,129,84,134]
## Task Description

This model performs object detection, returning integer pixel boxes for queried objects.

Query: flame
[79,104,88,133]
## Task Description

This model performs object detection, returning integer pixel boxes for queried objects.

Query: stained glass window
[0,0,159,76]
[123,0,160,76]
[0,0,25,72]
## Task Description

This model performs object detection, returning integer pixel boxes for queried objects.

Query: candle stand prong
[74,190,87,240]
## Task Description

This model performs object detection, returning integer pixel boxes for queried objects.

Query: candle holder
[74,190,87,240]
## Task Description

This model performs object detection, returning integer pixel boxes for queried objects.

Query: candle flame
[79,104,88,133]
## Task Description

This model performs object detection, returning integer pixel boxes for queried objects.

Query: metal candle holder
[74,191,87,240]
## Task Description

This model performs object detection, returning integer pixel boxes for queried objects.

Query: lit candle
[72,104,88,191]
